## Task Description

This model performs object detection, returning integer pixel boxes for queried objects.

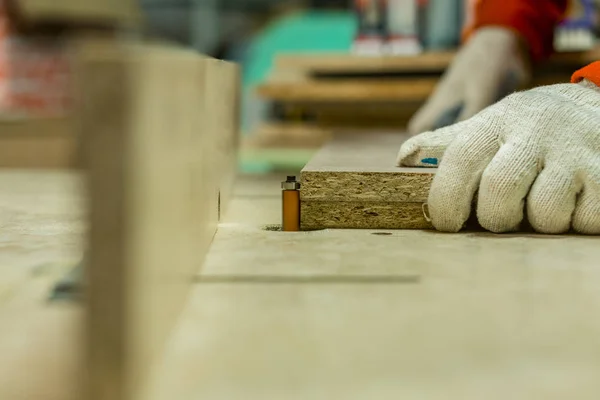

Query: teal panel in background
[243,11,357,87]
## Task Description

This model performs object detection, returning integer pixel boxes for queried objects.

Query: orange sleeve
[464,0,569,64]
[571,61,600,87]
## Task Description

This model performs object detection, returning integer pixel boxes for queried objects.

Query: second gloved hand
[408,27,531,135]
[397,79,600,235]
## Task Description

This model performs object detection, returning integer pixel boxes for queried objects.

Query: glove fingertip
[430,206,469,232]
[396,141,419,167]
[397,139,443,168]
[431,218,465,233]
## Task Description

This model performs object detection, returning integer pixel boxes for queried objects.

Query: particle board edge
[300,170,434,203]
[301,200,432,230]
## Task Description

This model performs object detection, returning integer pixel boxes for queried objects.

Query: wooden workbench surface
[273,48,600,75]
[0,171,83,400]
[2,171,600,400]
[148,174,600,400]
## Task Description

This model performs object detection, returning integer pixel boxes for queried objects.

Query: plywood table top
[147,174,600,400]
[0,170,83,400]
[3,171,600,400]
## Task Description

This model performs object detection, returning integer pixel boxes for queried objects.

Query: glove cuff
[571,62,600,88]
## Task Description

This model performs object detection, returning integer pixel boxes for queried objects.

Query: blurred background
[139,0,600,173]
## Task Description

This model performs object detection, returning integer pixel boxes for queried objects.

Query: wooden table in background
[250,48,600,152]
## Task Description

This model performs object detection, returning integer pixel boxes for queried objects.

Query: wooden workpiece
[77,40,239,400]
[301,132,434,230]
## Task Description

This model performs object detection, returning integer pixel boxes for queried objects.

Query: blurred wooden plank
[275,51,455,75]
[246,123,334,149]
[301,132,434,230]
[274,48,600,76]
[78,41,239,400]
[258,78,438,103]
[246,122,422,150]
[261,47,600,104]
[0,117,75,168]
[257,73,579,104]
[12,0,139,28]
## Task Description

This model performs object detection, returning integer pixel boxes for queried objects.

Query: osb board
[301,132,434,230]
[0,117,75,168]
[77,41,238,400]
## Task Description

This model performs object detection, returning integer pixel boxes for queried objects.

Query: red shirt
[464,0,569,63]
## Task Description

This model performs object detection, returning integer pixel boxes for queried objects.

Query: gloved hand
[408,27,531,135]
[396,79,600,234]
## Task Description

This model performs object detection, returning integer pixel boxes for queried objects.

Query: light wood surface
[274,51,456,74]
[3,172,600,399]
[144,174,600,400]
[301,132,434,229]
[205,58,240,217]
[0,118,75,168]
[77,41,239,400]
[274,48,600,75]
[257,75,581,103]
[246,123,334,149]
[0,171,83,400]
[259,47,600,104]
[15,0,139,27]
[258,77,438,102]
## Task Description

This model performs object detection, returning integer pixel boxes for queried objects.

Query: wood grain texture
[301,132,434,230]
[77,41,239,400]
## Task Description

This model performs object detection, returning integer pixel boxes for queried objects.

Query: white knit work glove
[408,27,531,135]
[396,79,600,234]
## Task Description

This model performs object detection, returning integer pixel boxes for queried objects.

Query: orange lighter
[281,176,301,232]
